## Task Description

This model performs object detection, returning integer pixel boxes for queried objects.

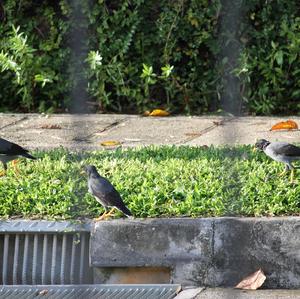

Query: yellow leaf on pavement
[100,140,121,146]
[149,109,170,117]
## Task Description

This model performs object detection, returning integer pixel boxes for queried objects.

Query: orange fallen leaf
[270,120,298,131]
[149,109,170,117]
[235,268,266,290]
[100,140,122,146]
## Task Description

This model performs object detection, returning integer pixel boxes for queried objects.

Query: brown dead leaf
[149,109,170,117]
[143,110,151,116]
[40,124,62,129]
[235,268,266,290]
[213,121,223,126]
[185,132,202,137]
[270,120,298,131]
[100,140,122,147]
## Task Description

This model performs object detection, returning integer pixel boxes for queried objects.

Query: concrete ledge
[91,218,212,267]
[90,217,300,288]
[194,288,300,299]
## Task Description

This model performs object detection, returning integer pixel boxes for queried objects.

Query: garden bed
[0,146,299,219]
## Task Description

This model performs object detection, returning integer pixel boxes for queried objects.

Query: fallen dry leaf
[213,121,223,126]
[149,109,170,117]
[270,120,298,131]
[185,132,202,137]
[100,140,122,147]
[40,124,62,129]
[38,289,49,296]
[235,268,266,290]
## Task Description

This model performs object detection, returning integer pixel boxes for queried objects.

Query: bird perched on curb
[0,137,36,176]
[255,139,300,182]
[83,165,132,220]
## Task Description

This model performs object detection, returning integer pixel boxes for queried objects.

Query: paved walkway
[175,287,300,299]
[1,113,300,150]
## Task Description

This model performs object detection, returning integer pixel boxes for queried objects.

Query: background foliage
[0,0,300,115]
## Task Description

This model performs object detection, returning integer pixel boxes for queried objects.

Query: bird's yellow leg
[12,159,20,175]
[94,211,108,221]
[104,207,116,218]
[279,170,287,177]
[94,208,116,221]
[290,169,295,183]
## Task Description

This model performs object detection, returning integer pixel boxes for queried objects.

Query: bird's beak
[80,170,86,175]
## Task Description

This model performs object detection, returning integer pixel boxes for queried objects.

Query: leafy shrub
[1,0,300,115]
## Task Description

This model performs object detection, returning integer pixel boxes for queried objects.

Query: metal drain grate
[0,221,92,285]
[0,284,181,299]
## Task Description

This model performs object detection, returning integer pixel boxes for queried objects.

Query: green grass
[0,145,300,220]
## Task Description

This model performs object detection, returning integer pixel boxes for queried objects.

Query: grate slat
[60,234,67,284]
[79,233,86,284]
[70,234,77,284]
[12,235,19,284]
[2,234,9,284]
[22,234,29,284]
[41,234,48,284]
[32,234,38,284]
[51,234,57,285]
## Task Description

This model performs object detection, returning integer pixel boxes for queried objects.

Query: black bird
[84,165,132,220]
[255,139,300,182]
[0,137,36,175]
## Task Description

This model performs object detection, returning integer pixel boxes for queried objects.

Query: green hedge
[0,0,300,115]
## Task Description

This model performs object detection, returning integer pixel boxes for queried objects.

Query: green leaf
[274,50,283,66]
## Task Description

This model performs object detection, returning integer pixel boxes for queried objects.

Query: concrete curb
[193,288,300,299]
[1,218,300,289]
[90,217,300,288]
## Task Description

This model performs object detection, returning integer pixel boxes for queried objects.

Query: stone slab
[94,116,225,147]
[196,288,300,299]
[187,117,300,146]
[90,218,213,268]
[0,114,28,130]
[0,113,127,150]
[212,217,300,289]
[174,287,204,299]
[2,114,300,149]
[90,217,300,288]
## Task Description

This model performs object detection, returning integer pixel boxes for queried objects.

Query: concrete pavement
[1,113,300,149]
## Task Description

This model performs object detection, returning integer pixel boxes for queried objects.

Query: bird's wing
[273,143,300,157]
[0,138,29,156]
[90,177,131,215]
[90,177,122,205]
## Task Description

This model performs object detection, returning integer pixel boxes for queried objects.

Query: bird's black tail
[21,151,36,160]
[117,204,132,217]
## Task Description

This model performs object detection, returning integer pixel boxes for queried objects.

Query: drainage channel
[0,220,180,299]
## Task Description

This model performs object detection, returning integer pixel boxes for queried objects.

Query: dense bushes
[0,0,300,115]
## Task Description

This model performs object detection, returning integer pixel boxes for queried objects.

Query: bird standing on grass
[255,139,300,182]
[0,137,36,176]
[84,165,132,220]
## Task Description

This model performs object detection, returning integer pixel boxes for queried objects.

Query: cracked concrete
[194,288,300,299]
[1,113,300,149]
[91,217,300,289]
